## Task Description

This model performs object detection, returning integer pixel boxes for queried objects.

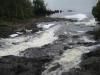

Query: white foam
[75,19,96,26]
[77,31,85,33]
[16,32,23,35]
[9,32,23,38]
[37,23,55,29]
[0,25,60,57]
[25,29,32,33]
[64,14,88,21]
[81,36,96,43]
[42,46,96,75]
[85,19,96,26]
[9,34,19,38]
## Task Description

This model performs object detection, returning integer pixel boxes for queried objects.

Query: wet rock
[63,46,69,50]
[76,42,99,46]
[61,68,92,75]
[63,47,100,75]
[79,57,100,75]
[48,63,61,72]
[0,55,50,75]
[82,47,100,60]
[72,35,80,38]
[58,35,68,41]
[22,23,40,34]
[0,24,14,38]
[59,35,68,39]
[86,31,94,34]
[67,10,74,12]
[12,42,19,45]
[31,24,41,33]
[36,17,77,22]
[20,43,64,59]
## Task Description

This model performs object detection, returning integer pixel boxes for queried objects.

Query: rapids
[0,13,99,75]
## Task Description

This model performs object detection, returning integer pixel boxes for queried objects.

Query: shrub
[92,1,100,21]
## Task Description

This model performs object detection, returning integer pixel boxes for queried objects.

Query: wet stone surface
[19,41,65,59]
[60,47,100,75]
[0,55,51,75]
[0,33,70,75]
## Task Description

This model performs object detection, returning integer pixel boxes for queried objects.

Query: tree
[0,0,48,20]
[92,1,100,40]
[92,1,100,21]
[33,0,47,16]
[0,0,33,20]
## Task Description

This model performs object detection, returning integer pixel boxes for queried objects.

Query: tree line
[92,0,100,40]
[92,1,100,21]
[0,0,47,20]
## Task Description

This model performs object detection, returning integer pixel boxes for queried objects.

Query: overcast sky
[45,0,97,13]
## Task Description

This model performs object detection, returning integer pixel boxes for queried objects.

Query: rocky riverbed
[0,13,100,75]
[0,17,75,38]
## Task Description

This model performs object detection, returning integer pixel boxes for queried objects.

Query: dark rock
[0,55,51,75]
[72,35,80,38]
[0,24,14,38]
[58,35,68,41]
[82,47,100,59]
[60,47,100,75]
[76,42,99,46]
[63,46,69,50]
[48,63,61,72]
[67,10,73,12]
[31,24,40,33]
[20,43,64,59]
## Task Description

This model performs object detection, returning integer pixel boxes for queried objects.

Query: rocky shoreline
[0,17,75,75]
[0,17,76,38]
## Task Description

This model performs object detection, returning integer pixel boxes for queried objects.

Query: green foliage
[0,0,33,20]
[0,0,48,37]
[33,0,47,16]
[92,1,100,40]
[0,0,48,20]
[92,1,100,21]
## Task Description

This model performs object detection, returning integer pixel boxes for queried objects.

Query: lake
[45,0,97,16]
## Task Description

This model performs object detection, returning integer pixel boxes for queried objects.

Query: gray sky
[45,0,97,13]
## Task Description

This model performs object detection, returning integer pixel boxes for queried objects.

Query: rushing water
[41,18,99,75]
[41,0,98,75]
[42,45,99,75]
[0,0,99,75]
[0,23,61,56]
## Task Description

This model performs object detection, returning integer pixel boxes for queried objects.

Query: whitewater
[0,13,99,75]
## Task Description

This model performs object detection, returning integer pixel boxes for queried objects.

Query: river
[0,0,99,75]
